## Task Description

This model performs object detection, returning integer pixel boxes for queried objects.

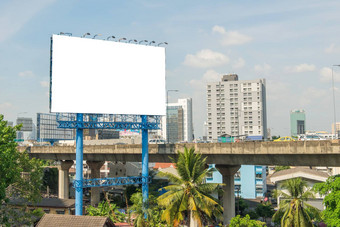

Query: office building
[16,117,35,141]
[290,109,306,136]
[37,113,74,143]
[163,98,194,143]
[206,74,267,141]
[16,117,33,131]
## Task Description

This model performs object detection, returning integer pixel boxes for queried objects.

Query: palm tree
[157,147,223,226]
[272,177,321,227]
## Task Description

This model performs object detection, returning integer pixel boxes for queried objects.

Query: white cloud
[40,81,49,87]
[299,87,328,105]
[266,81,290,101]
[18,70,35,78]
[0,102,13,109]
[233,57,245,69]
[254,63,271,74]
[190,70,220,90]
[325,43,340,54]
[0,0,56,43]
[183,49,229,68]
[320,67,340,82]
[286,64,316,73]
[212,25,252,46]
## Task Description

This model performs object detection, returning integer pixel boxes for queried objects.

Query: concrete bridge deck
[24,140,340,166]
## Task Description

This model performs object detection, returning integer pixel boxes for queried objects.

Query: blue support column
[75,113,84,215]
[141,115,149,217]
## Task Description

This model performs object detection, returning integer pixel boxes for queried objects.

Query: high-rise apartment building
[206,74,267,141]
[206,164,267,199]
[290,109,306,136]
[206,74,267,199]
[163,98,194,143]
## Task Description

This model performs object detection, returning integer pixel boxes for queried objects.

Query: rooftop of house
[36,214,114,227]
[153,163,175,169]
[269,167,330,184]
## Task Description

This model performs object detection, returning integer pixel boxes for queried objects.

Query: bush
[229,215,266,227]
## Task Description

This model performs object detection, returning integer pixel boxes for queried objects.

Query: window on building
[56,210,65,214]
[206,171,213,179]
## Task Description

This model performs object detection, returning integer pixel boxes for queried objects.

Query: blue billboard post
[56,113,160,216]
[141,115,149,215]
[75,113,84,215]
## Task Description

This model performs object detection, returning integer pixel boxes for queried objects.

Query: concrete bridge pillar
[58,160,74,199]
[215,165,241,225]
[87,161,105,206]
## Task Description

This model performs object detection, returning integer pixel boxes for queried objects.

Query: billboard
[37,113,74,141]
[50,35,166,115]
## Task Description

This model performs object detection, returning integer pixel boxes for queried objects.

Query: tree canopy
[0,114,44,225]
[313,175,340,226]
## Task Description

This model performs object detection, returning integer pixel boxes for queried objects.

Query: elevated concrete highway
[24,140,340,166]
[22,140,340,224]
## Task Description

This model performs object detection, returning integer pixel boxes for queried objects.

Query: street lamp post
[166,89,179,143]
[332,65,340,139]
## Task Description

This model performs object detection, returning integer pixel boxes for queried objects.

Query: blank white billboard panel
[50,35,166,115]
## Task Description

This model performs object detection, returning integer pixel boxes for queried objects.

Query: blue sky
[1,0,340,137]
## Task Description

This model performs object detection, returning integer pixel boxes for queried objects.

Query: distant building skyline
[290,109,306,136]
[163,98,194,143]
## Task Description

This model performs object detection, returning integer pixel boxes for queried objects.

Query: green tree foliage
[255,202,274,223]
[235,197,248,216]
[0,114,44,226]
[274,166,291,172]
[86,200,126,223]
[42,167,58,195]
[129,192,166,227]
[272,178,321,227]
[313,175,340,226]
[157,147,223,226]
[0,114,21,203]
[229,215,266,227]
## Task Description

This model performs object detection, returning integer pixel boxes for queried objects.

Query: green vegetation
[86,200,126,223]
[274,166,291,172]
[229,215,266,227]
[236,197,249,216]
[314,175,340,226]
[0,114,44,226]
[42,167,59,195]
[129,192,166,227]
[272,178,321,226]
[255,202,275,223]
[157,147,223,226]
